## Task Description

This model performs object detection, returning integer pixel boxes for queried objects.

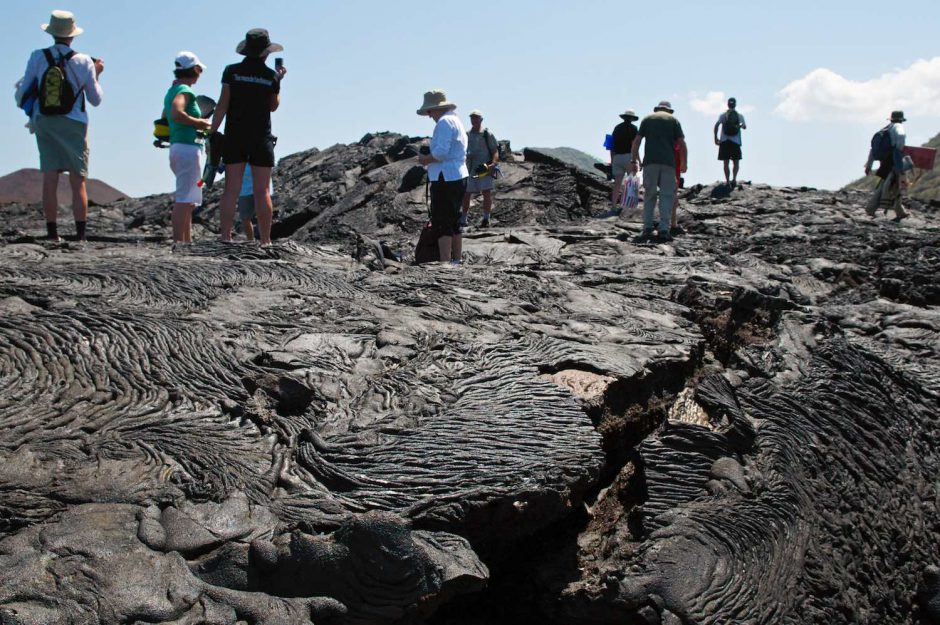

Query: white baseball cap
[469,109,484,118]
[174,51,206,71]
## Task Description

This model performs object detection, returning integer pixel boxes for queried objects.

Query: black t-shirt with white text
[221,57,280,139]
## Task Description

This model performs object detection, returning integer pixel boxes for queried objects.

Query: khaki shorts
[611,152,633,178]
[35,115,89,177]
[466,174,495,193]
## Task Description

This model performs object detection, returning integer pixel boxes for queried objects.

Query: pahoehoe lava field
[0,132,938,625]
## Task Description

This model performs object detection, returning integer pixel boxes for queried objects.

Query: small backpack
[870,125,893,162]
[722,109,741,136]
[38,48,83,116]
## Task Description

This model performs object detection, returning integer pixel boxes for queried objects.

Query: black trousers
[429,174,467,237]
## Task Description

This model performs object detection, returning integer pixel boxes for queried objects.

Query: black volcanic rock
[0,133,938,624]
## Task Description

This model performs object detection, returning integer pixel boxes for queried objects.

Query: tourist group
[14,10,919,258]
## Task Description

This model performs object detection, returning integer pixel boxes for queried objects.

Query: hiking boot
[891,214,907,223]
[479,218,490,228]
[656,231,673,243]
[670,225,684,236]
[635,229,654,243]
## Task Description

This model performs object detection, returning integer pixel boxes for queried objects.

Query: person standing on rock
[461,110,499,228]
[631,101,687,242]
[416,90,469,264]
[15,10,104,242]
[713,97,746,188]
[609,109,639,210]
[864,110,908,222]
[164,52,211,244]
[210,29,286,245]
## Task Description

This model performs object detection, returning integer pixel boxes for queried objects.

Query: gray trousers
[642,163,677,233]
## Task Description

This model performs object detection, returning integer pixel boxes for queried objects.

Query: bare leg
[68,173,88,223]
[461,192,472,221]
[611,173,625,206]
[242,219,255,242]
[437,235,452,262]
[481,189,493,221]
[219,163,246,242]
[251,166,274,245]
[183,204,193,243]
[172,203,194,243]
[42,171,59,224]
[723,160,731,185]
[732,160,740,184]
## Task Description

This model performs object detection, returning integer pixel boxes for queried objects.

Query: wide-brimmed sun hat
[890,110,907,123]
[175,51,206,71]
[653,100,674,113]
[236,28,284,57]
[469,109,484,118]
[416,90,457,116]
[42,10,83,38]
[619,109,638,120]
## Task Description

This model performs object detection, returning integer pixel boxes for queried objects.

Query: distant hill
[524,147,606,178]
[0,168,128,206]
[844,132,940,201]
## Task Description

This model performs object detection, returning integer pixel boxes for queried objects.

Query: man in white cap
[416,89,469,263]
[631,101,687,242]
[461,109,499,228]
[15,10,104,241]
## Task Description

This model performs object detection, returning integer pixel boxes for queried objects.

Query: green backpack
[38,48,83,116]
[722,109,741,136]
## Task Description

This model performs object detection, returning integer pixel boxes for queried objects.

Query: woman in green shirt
[164,51,210,243]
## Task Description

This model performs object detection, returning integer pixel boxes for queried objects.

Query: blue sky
[3,0,940,197]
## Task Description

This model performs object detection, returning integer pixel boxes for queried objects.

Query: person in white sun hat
[416,89,469,264]
[15,9,104,241]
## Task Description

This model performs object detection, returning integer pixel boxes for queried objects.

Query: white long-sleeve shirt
[428,111,469,181]
[15,43,103,125]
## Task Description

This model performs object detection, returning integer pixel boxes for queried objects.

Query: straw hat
[619,109,638,121]
[42,10,83,38]
[236,29,283,57]
[417,90,457,116]
[653,100,674,114]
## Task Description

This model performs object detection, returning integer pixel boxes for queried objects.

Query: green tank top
[163,83,202,145]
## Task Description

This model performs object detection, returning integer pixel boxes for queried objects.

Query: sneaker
[635,228,654,242]
[479,218,490,228]
[656,231,673,243]
[891,214,907,223]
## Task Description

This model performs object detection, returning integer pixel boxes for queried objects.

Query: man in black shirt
[210,28,286,245]
[609,109,639,210]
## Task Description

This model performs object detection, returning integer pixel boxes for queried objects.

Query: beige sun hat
[417,90,457,116]
[653,100,675,114]
[619,109,638,120]
[42,10,83,38]
[469,109,484,118]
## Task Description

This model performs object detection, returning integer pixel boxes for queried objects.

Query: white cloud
[689,91,755,116]
[775,57,940,123]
